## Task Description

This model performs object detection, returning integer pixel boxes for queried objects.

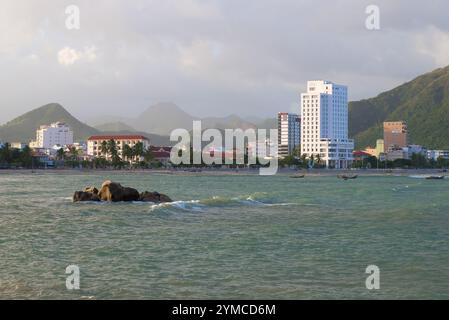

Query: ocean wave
[148,193,294,212]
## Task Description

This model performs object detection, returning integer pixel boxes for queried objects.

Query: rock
[140,191,173,203]
[122,187,140,202]
[84,187,99,195]
[98,181,124,202]
[73,180,172,203]
[73,191,101,202]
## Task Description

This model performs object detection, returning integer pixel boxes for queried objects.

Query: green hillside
[0,103,99,142]
[349,65,449,149]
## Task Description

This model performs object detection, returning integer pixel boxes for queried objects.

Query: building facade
[87,135,150,160]
[30,122,74,149]
[383,121,408,152]
[364,139,384,158]
[300,80,354,169]
[277,112,300,158]
[427,150,449,161]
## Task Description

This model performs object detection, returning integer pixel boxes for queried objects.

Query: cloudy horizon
[1,0,449,124]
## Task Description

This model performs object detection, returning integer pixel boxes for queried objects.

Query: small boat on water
[337,174,358,180]
[290,174,305,179]
[425,176,445,180]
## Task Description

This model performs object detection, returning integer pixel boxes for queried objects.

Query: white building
[277,112,300,158]
[300,80,354,169]
[427,150,449,161]
[87,135,150,160]
[10,142,27,150]
[30,122,74,149]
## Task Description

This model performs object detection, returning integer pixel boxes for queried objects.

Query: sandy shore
[0,167,447,177]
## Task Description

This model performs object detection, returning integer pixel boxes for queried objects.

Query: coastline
[0,167,446,177]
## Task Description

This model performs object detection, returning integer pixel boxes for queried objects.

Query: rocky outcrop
[73,180,172,203]
[73,191,101,202]
[140,191,173,203]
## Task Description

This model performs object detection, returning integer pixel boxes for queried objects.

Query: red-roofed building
[87,135,149,159]
[149,146,172,164]
[353,150,372,162]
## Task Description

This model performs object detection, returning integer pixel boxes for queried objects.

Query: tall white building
[30,122,74,149]
[277,112,300,158]
[300,80,354,169]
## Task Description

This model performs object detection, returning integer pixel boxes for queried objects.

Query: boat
[337,174,358,180]
[425,176,445,180]
[290,174,305,179]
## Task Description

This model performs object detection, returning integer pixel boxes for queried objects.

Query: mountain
[349,65,449,149]
[202,114,256,131]
[99,102,261,136]
[0,103,99,142]
[94,121,137,132]
[95,122,172,146]
[132,102,195,135]
[0,103,172,146]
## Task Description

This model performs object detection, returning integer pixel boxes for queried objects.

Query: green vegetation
[349,65,449,149]
[0,103,99,142]
[0,143,34,168]
[352,153,449,169]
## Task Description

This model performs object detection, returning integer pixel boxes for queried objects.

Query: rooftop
[88,135,149,141]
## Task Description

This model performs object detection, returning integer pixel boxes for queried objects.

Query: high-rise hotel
[300,80,354,169]
[277,112,300,158]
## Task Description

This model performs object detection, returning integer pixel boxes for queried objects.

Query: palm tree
[100,141,109,158]
[300,154,307,168]
[122,144,133,163]
[315,154,322,167]
[132,142,145,163]
[107,139,118,158]
[69,146,79,161]
[0,142,12,164]
[56,148,66,161]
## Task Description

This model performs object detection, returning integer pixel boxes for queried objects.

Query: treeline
[61,140,162,169]
[0,143,34,168]
[353,153,449,169]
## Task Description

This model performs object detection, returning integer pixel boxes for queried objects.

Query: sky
[1,0,449,124]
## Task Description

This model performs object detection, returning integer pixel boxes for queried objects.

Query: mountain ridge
[349,65,449,149]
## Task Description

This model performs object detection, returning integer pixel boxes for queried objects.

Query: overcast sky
[1,0,449,124]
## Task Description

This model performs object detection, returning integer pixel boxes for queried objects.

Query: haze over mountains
[88,102,271,136]
[1,65,449,149]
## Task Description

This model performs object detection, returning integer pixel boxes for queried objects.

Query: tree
[107,139,118,158]
[57,148,66,161]
[100,141,109,158]
[132,142,145,162]
[0,142,12,164]
[144,148,155,163]
[315,154,322,168]
[300,154,307,168]
[122,144,133,163]
[20,145,33,168]
[410,153,428,169]
[69,146,79,161]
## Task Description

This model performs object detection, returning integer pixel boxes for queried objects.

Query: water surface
[0,172,448,299]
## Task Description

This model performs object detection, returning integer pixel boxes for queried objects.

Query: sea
[0,172,448,299]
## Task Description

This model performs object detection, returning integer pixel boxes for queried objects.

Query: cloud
[415,26,449,66]
[0,0,449,125]
[57,46,97,66]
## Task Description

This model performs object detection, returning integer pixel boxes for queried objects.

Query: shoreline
[0,167,447,177]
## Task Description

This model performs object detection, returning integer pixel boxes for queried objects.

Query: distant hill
[88,102,263,136]
[349,65,449,149]
[0,103,99,142]
[0,103,172,146]
[94,121,137,133]
[132,102,195,135]
[202,114,256,131]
